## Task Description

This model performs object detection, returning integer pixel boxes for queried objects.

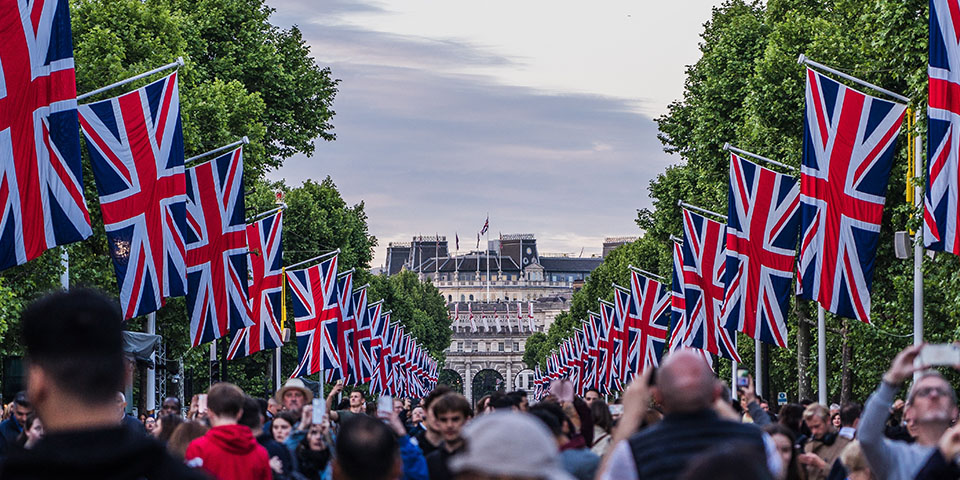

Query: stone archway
[439,369,464,394]
[471,369,504,407]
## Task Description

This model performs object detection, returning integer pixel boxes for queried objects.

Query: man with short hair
[860,344,959,480]
[116,392,146,434]
[799,403,850,480]
[0,391,32,451]
[507,390,529,412]
[185,382,271,480]
[160,397,181,417]
[333,415,403,480]
[266,397,280,420]
[600,350,778,480]
[839,402,861,440]
[0,289,205,479]
[326,380,366,424]
[426,393,473,480]
[415,386,451,457]
[584,388,601,406]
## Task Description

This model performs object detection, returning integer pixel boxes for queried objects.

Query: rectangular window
[499,342,504,352]
[514,342,520,351]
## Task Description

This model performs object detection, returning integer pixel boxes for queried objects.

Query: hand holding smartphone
[378,395,393,415]
[918,343,960,367]
[312,398,325,424]
[198,394,208,414]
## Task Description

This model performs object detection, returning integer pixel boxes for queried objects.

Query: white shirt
[839,426,856,440]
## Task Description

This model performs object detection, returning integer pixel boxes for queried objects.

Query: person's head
[475,394,491,414]
[392,397,403,414]
[653,350,721,414]
[411,406,425,424]
[449,412,572,480]
[529,402,574,444]
[10,391,32,428]
[22,290,124,431]
[349,389,366,409]
[840,402,861,428]
[831,412,841,428]
[839,441,871,480]
[431,393,473,444]
[161,397,181,417]
[157,413,183,443]
[276,378,314,412]
[590,399,613,433]
[267,397,280,415]
[422,386,452,433]
[584,388,601,406]
[305,423,328,451]
[488,392,518,411]
[145,416,157,433]
[763,424,799,480]
[760,401,770,412]
[17,414,43,449]
[507,391,528,412]
[272,411,298,443]
[206,382,245,425]
[333,414,401,480]
[115,392,128,417]
[905,371,958,426]
[778,403,805,435]
[238,395,264,432]
[167,421,209,460]
[829,403,841,417]
[803,403,833,438]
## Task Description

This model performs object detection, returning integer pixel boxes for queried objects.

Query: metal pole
[678,201,728,221]
[146,312,156,412]
[731,360,738,400]
[818,305,827,404]
[185,137,249,164]
[914,109,924,375]
[77,57,185,101]
[60,248,69,289]
[486,229,490,303]
[797,54,910,104]
[723,143,797,172]
[754,337,763,398]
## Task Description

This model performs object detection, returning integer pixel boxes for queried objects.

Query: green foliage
[530,0,956,403]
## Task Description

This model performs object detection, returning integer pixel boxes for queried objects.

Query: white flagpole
[731,360,738,400]
[914,109,924,378]
[755,337,763,397]
[274,349,282,393]
[818,305,827,404]
[146,312,156,412]
[485,226,490,303]
[77,57,184,101]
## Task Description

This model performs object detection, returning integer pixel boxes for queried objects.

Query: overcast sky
[266,0,720,268]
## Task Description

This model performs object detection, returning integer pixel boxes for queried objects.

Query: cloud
[265,1,677,267]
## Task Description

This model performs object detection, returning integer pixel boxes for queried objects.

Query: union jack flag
[185,147,251,346]
[797,68,906,323]
[369,307,389,395]
[598,301,619,392]
[79,72,186,319]
[722,154,800,348]
[354,300,379,383]
[627,270,670,378]
[668,240,692,355]
[927,1,960,254]
[286,255,338,378]
[227,210,283,359]
[389,324,405,393]
[337,273,356,384]
[380,319,395,395]
[586,313,608,392]
[0,0,91,271]
[682,209,740,361]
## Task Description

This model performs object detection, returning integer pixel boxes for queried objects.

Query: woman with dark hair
[589,400,613,456]
[15,414,43,450]
[763,424,804,480]
[271,411,298,444]
[156,413,184,444]
[295,423,333,480]
[778,403,808,446]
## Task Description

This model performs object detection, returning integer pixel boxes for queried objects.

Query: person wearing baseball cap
[449,411,574,480]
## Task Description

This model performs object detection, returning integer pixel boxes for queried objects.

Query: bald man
[600,351,780,480]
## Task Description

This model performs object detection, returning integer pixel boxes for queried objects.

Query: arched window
[469,294,474,301]
[460,294,465,302]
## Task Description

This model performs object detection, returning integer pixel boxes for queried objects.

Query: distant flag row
[536,50,924,394]
[285,253,438,397]
[448,301,537,333]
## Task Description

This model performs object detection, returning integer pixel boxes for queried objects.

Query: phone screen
[737,369,749,388]
[312,398,325,424]
[198,394,208,414]
[378,396,393,414]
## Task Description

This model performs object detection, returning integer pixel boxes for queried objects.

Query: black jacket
[0,426,209,480]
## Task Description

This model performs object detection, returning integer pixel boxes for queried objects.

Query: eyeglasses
[913,386,953,398]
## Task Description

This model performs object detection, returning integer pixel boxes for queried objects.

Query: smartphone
[312,398,325,424]
[608,404,624,415]
[919,344,960,367]
[198,394,208,414]
[737,368,749,388]
[378,395,393,415]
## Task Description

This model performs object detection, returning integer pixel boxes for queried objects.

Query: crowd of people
[2,288,960,480]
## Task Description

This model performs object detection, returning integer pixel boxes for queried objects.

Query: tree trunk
[797,303,812,402]
[841,318,853,404]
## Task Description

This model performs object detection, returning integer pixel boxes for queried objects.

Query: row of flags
[0,0,437,395]
[534,18,944,394]
[285,254,438,397]
[449,302,537,333]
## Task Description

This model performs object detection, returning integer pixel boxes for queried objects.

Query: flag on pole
[456,232,459,251]
[668,241,687,354]
[597,304,617,392]
[369,308,389,395]
[78,72,187,319]
[517,301,524,332]
[185,147,252,346]
[228,210,283,359]
[480,216,489,235]
[286,255,338,378]
[337,273,357,384]
[681,209,740,361]
[927,0,960,254]
[482,312,489,332]
[528,301,536,332]
[468,302,477,332]
[494,309,502,332]
[353,295,374,383]
[797,67,906,323]
[0,0,92,271]
[722,154,800,347]
[627,270,670,377]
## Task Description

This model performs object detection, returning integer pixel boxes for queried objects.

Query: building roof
[537,256,603,273]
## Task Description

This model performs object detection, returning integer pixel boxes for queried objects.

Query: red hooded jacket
[185,424,271,480]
